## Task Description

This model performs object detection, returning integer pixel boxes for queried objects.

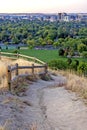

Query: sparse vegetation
[55,70,87,99]
[0,57,48,91]
[66,73,87,99]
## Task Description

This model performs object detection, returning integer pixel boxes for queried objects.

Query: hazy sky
[0,0,87,13]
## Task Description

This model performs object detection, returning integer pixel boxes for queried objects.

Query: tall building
[58,13,67,21]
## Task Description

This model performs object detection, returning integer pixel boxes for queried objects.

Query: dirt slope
[0,75,87,130]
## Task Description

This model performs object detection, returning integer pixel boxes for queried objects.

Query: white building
[63,15,71,22]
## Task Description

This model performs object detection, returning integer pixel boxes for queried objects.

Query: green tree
[12,37,19,44]
[26,39,35,48]
[78,43,87,53]
[82,51,87,58]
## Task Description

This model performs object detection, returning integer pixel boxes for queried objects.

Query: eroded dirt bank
[0,75,87,130]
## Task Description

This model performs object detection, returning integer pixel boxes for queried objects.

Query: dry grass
[51,70,87,101]
[0,56,14,89]
[11,58,44,75]
[0,56,13,65]
[0,61,8,89]
[54,69,87,99]
[0,58,45,90]
[66,73,87,99]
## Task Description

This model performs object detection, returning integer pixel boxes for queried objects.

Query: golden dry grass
[0,58,45,90]
[0,61,8,89]
[38,68,87,101]
[0,56,13,66]
[54,70,87,99]
[11,58,44,75]
[66,73,87,99]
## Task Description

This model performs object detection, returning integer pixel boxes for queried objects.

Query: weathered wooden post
[32,64,34,75]
[15,63,18,76]
[44,64,48,74]
[8,65,11,91]
[15,63,18,87]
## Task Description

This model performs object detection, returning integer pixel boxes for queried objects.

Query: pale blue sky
[0,0,87,13]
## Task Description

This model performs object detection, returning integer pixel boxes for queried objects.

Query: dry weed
[59,71,87,99]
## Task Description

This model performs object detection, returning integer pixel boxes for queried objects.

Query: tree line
[0,19,87,49]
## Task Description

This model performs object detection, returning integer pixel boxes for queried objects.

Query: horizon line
[0,12,87,14]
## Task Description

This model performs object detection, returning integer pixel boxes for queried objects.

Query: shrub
[48,58,87,77]
[48,59,67,70]
[75,60,79,66]
[69,49,74,56]
[48,59,58,70]
[58,48,65,56]
[67,58,72,65]
[77,62,87,76]
[82,51,87,58]
[64,51,68,56]
[17,46,20,49]
[70,61,78,71]
[13,49,19,54]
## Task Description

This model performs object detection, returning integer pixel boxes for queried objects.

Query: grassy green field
[19,49,67,62]
[2,49,65,62]
[1,49,87,63]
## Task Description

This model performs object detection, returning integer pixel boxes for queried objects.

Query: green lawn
[1,49,87,63]
[2,49,60,62]
[19,49,66,62]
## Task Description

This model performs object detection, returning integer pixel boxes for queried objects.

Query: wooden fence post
[15,63,18,87]
[32,64,34,75]
[15,63,18,76]
[45,64,48,74]
[8,66,11,91]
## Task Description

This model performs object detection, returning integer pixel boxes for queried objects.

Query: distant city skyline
[0,0,87,13]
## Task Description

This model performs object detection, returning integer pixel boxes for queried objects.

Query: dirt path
[0,75,87,130]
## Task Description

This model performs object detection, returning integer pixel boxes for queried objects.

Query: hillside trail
[0,74,87,130]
